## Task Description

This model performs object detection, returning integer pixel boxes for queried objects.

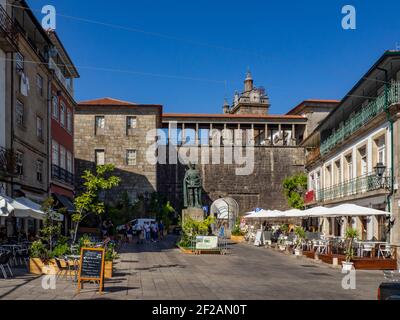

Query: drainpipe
[377,67,394,227]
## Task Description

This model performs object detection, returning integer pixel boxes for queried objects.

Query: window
[60,145,66,169]
[67,151,73,173]
[67,109,72,132]
[16,100,24,126]
[334,160,341,185]
[376,136,386,165]
[15,52,24,71]
[52,140,59,166]
[52,96,59,120]
[60,101,66,127]
[95,116,105,135]
[345,155,353,181]
[95,150,105,166]
[126,116,137,133]
[126,150,137,166]
[36,116,43,140]
[15,151,23,176]
[36,74,43,96]
[325,165,332,188]
[359,147,367,176]
[36,160,43,182]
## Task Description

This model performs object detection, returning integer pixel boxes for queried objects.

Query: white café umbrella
[16,197,64,221]
[326,204,389,217]
[303,206,333,218]
[282,208,306,218]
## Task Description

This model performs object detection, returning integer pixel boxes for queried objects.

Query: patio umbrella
[282,208,306,218]
[303,206,333,218]
[16,197,64,221]
[327,204,389,217]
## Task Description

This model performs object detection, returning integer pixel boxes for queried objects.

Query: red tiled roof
[286,99,339,115]
[162,113,305,120]
[78,97,137,106]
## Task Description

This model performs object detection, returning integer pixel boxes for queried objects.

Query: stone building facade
[75,74,337,216]
[74,98,162,204]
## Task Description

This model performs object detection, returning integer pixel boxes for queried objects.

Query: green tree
[72,164,121,243]
[40,197,65,251]
[282,173,308,209]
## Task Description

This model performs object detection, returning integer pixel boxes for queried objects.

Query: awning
[0,196,64,221]
[53,193,75,212]
[16,197,64,221]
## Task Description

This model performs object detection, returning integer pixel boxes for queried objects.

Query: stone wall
[74,106,160,204]
[157,146,306,214]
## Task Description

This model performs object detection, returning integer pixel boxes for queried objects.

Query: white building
[303,51,400,245]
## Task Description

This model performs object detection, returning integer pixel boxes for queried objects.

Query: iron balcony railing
[0,5,18,47]
[49,58,74,96]
[316,170,392,203]
[52,164,74,185]
[0,146,16,177]
[321,82,400,155]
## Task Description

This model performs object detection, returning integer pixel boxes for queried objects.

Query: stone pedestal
[182,207,204,225]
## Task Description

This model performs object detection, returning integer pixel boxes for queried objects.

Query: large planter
[29,258,58,275]
[104,261,113,279]
[294,249,303,257]
[342,261,354,271]
[230,235,245,243]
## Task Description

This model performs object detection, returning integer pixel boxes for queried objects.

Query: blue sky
[28,0,400,114]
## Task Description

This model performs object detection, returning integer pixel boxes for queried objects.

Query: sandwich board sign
[254,230,264,247]
[77,247,105,294]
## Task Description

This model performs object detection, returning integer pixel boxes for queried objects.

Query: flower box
[230,235,245,243]
[104,261,113,279]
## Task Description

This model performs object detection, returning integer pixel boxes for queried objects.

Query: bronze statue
[183,163,202,208]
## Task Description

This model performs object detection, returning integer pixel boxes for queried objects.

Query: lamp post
[375,162,387,188]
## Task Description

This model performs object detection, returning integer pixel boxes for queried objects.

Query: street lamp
[375,162,386,178]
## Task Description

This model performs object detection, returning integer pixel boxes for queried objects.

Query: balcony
[49,58,74,96]
[0,5,18,52]
[52,164,74,185]
[0,147,16,177]
[321,82,400,155]
[314,171,391,203]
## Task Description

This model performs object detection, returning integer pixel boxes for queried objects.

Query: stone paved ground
[0,236,386,300]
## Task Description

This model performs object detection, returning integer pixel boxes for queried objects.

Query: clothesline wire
[6,3,269,60]
[0,57,227,84]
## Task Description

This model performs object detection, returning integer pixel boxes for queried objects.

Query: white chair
[378,244,392,259]
[361,244,373,258]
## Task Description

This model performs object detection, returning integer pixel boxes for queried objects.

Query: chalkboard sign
[77,248,105,294]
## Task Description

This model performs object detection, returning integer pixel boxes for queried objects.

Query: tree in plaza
[40,197,65,251]
[282,173,308,210]
[72,164,121,243]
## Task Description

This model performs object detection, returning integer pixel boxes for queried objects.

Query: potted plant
[230,217,245,242]
[29,240,57,274]
[294,226,305,256]
[342,228,359,271]
[104,243,119,278]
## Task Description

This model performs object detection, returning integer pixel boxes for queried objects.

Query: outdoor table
[65,255,81,282]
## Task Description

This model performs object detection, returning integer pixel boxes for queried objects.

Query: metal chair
[54,257,70,280]
[361,244,373,258]
[378,244,392,259]
[0,252,14,279]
